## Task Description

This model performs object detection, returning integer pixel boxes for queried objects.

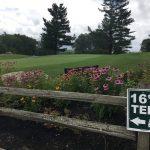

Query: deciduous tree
[73,26,109,54]
[141,38,150,52]
[0,33,37,55]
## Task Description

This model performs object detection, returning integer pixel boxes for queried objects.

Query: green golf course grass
[0,53,149,77]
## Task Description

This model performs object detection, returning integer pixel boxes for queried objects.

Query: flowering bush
[2,61,149,119]
[20,96,43,112]
[52,66,126,119]
[91,66,126,95]
[53,71,94,93]
[54,66,126,95]
[0,69,49,112]
[50,68,96,110]
[1,69,48,89]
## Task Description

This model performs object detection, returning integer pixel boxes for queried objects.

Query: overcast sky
[0,0,149,52]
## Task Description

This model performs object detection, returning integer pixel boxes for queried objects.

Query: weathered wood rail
[0,86,145,149]
[0,87,127,106]
[0,107,135,141]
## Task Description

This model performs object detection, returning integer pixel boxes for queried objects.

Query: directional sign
[127,89,150,132]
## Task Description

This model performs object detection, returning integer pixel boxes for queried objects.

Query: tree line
[0,0,150,55]
[0,33,37,55]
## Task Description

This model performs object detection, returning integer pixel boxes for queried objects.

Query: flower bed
[0,61,149,120]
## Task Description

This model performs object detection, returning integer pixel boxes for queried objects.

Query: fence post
[136,84,150,150]
[137,132,149,150]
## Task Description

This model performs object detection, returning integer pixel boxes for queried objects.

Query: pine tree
[41,3,72,54]
[101,0,135,54]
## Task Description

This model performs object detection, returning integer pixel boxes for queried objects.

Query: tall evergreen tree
[41,3,72,54]
[101,0,135,54]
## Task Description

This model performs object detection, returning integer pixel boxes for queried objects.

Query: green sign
[127,89,150,132]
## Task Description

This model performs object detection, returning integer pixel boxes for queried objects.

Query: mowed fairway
[0,53,150,77]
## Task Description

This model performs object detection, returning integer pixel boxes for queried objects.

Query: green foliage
[73,33,92,53]
[123,61,150,90]
[49,74,94,110]
[142,70,150,84]
[1,58,150,119]
[89,28,110,53]
[41,3,72,54]
[0,61,16,75]
[125,70,141,88]
[73,27,109,54]
[0,94,21,108]
[52,66,126,119]
[0,33,37,55]
[92,104,122,119]
[101,0,135,54]
[0,69,50,112]
[51,99,70,110]
[53,74,94,93]
[138,62,150,87]
[23,96,42,112]
[140,38,150,52]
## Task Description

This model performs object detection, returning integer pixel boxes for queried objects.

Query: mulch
[0,116,136,150]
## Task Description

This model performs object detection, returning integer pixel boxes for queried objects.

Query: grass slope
[0,53,149,77]
[0,54,28,60]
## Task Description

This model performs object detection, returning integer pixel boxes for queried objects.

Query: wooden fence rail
[0,87,126,106]
[0,107,135,141]
[0,86,144,149]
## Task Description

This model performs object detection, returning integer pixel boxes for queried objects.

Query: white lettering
[131,94,137,103]
[131,105,139,114]
[139,94,147,104]
[140,106,147,114]
[148,106,150,115]
[131,105,150,115]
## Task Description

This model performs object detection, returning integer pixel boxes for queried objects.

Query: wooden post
[137,84,150,150]
[137,132,149,150]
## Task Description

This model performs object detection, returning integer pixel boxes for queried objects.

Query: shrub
[138,62,150,88]
[0,69,50,112]
[1,69,48,89]
[124,61,150,89]
[52,66,126,119]
[90,66,126,119]
[49,70,96,111]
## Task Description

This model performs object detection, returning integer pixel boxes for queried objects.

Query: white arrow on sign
[130,117,146,126]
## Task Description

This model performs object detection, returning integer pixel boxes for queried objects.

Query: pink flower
[114,80,124,85]
[101,71,107,75]
[92,74,100,80]
[106,77,112,81]
[117,74,124,79]
[103,84,109,91]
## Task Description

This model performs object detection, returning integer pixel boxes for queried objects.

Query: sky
[0,0,149,52]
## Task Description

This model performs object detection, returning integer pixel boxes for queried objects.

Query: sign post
[127,89,150,150]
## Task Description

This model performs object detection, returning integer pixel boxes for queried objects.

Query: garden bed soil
[0,116,136,150]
